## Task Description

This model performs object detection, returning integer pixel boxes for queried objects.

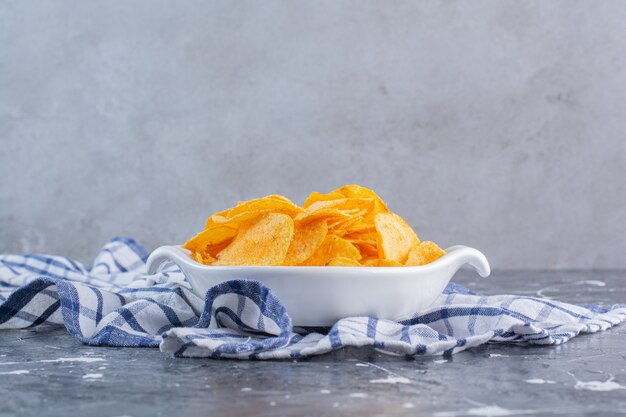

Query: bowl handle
[146,245,192,275]
[442,245,491,278]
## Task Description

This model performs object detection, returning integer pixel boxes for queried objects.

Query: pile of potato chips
[183,185,445,267]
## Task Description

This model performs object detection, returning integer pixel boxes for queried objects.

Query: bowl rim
[147,244,491,277]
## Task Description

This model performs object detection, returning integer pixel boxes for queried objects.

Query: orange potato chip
[375,212,420,263]
[193,251,216,265]
[352,242,379,258]
[378,259,403,267]
[204,239,233,259]
[183,224,238,254]
[336,184,387,207]
[283,219,328,266]
[327,214,369,237]
[405,241,446,266]
[335,184,389,222]
[294,198,374,224]
[205,195,302,228]
[184,184,443,267]
[344,223,376,235]
[210,209,280,226]
[213,213,294,266]
[334,184,378,197]
[265,194,297,203]
[294,209,351,225]
[302,191,345,208]
[300,235,361,266]
[326,257,362,266]
[359,257,379,267]
[344,230,378,243]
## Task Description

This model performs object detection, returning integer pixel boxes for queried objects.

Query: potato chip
[359,257,379,267]
[193,251,216,265]
[336,184,387,208]
[344,230,378,243]
[336,184,389,222]
[205,195,302,228]
[294,198,374,224]
[185,184,444,268]
[183,224,238,254]
[327,257,362,266]
[352,242,379,258]
[265,194,297,203]
[300,235,361,266]
[375,212,420,263]
[293,207,351,225]
[283,219,328,265]
[210,209,280,226]
[327,213,368,237]
[302,191,345,208]
[405,241,446,266]
[378,259,403,267]
[344,223,376,235]
[213,213,294,266]
[204,239,233,258]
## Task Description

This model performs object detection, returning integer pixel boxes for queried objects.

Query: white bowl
[146,245,490,327]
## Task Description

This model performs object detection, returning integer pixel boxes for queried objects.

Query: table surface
[1,270,625,417]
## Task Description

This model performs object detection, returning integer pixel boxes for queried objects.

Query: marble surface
[1,270,625,417]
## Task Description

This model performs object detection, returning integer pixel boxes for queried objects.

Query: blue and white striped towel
[1,238,624,359]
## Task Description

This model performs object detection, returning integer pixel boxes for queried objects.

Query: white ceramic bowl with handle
[146,245,490,327]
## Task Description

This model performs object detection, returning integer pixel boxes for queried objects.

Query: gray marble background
[1,1,625,269]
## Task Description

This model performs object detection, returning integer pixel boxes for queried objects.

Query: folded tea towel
[1,238,624,359]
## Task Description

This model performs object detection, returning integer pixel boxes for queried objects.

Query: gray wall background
[1,1,625,269]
